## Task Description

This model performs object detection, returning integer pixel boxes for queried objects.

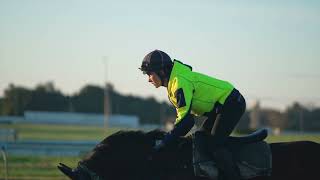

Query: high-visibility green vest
[167,60,234,124]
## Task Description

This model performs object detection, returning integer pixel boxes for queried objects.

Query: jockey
[139,49,246,180]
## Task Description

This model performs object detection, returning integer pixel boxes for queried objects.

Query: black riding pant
[202,88,246,148]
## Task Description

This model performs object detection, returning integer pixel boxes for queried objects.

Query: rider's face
[147,72,162,88]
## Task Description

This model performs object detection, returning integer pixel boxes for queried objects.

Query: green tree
[71,85,104,113]
[0,97,3,115]
[2,84,32,115]
[309,108,320,130]
[285,102,309,131]
[25,82,69,112]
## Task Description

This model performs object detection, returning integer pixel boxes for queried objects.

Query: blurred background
[0,0,319,179]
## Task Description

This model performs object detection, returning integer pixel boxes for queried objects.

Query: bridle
[77,163,104,180]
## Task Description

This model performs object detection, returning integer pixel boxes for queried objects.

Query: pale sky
[1,0,319,110]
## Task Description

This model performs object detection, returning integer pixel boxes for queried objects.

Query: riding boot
[211,147,241,180]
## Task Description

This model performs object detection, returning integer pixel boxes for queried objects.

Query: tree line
[0,82,175,124]
[1,82,319,131]
[237,102,320,132]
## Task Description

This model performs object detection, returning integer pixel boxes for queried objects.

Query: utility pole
[1,145,8,180]
[299,108,304,134]
[103,56,111,129]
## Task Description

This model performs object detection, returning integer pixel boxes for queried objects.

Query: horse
[58,130,320,180]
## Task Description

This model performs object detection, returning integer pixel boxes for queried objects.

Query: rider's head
[139,50,173,87]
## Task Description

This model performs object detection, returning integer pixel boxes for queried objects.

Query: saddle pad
[232,141,272,178]
[192,132,272,179]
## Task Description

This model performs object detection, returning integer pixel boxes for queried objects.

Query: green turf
[1,123,320,179]
[266,134,320,143]
[0,155,79,179]
[0,123,122,141]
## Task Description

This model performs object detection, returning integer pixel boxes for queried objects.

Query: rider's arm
[161,111,194,146]
[160,77,195,146]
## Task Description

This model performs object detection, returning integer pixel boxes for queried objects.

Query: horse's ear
[57,163,75,179]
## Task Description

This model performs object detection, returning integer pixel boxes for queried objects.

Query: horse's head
[57,162,93,180]
[58,130,192,180]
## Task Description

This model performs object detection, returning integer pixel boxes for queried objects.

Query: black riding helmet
[139,50,173,85]
[139,49,173,85]
[139,50,173,74]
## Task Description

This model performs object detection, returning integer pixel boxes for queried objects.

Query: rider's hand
[153,140,166,152]
[148,140,166,161]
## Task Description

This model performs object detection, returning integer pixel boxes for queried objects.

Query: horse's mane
[91,129,165,153]
[80,130,163,170]
[80,129,192,179]
[91,129,195,153]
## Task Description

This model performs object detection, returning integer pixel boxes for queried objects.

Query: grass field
[266,134,320,143]
[0,156,80,180]
[0,123,122,141]
[0,123,121,179]
[1,123,320,179]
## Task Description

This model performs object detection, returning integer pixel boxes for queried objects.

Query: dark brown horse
[58,130,320,180]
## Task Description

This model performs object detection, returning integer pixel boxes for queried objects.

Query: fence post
[1,145,8,180]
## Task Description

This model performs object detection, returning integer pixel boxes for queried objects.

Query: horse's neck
[163,139,195,178]
[162,138,193,168]
[81,133,194,179]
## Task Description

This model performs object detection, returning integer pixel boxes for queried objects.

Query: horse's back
[269,141,320,180]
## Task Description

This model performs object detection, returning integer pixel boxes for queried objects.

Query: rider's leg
[208,89,246,180]
[197,103,220,156]
[201,102,221,134]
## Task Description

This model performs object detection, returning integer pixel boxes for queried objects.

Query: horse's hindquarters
[269,141,320,180]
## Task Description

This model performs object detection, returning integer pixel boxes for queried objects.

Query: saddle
[192,129,272,180]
